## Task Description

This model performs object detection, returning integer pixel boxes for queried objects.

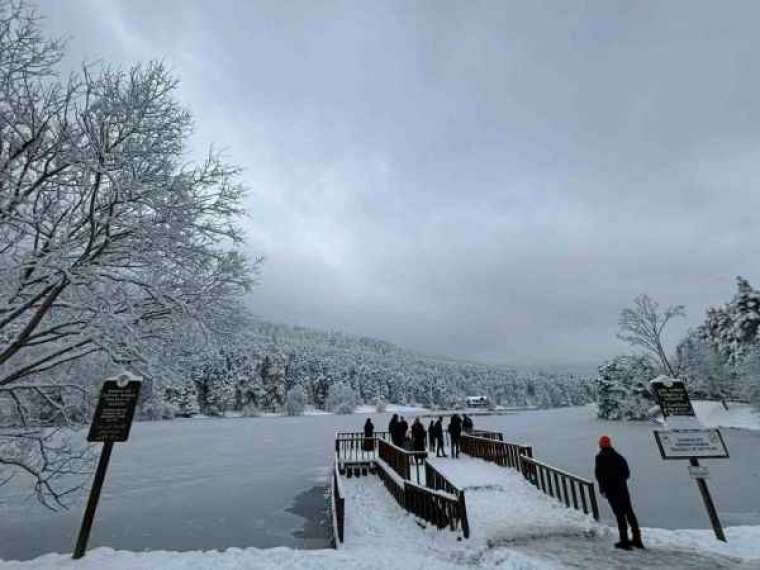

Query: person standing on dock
[595,435,644,551]
[363,418,374,451]
[399,416,409,448]
[428,419,435,451]
[462,414,474,433]
[434,416,447,457]
[411,418,426,464]
[448,414,462,458]
[389,414,400,446]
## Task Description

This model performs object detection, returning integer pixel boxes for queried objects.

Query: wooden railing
[470,429,504,441]
[405,480,470,538]
[331,458,345,546]
[336,431,390,441]
[375,455,406,509]
[460,433,533,469]
[518,455,599,520]
[374,457,469,539]
[335,435,381,463]
[377,438,427,484]
[424,461,460,497]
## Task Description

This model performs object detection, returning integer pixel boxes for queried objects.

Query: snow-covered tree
[677,334,737,401]
[284,385,306,416]
[596,355,657,420]
[258,356,286,411]
[701,277,760,364]
[325,382,359,414]
[683,276,760,407]
[0,0,255,506]
[164,382,200,417]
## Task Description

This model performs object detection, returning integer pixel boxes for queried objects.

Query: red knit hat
[599,435,612,448]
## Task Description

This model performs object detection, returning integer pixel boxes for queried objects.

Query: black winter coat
[595,447,630,497]
[433,420,444,440]
[411,423,426,451]
[448,415,462,436]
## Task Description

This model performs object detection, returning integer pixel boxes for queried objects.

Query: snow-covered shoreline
[1,525,756,570]
[693,400,760,431]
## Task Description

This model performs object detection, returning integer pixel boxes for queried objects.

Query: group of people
[364,416,644,551]
[377,413,476,459]
[385,414,428,462]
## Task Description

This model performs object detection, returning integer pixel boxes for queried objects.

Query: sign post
[73,372,142,559]
[650,378,728,542]
[689,457,726,542]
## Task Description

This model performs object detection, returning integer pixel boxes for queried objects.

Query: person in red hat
[594,435,643,550]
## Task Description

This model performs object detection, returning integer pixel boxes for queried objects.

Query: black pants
[436,436,446,456]
[607,490,640,543]
[450,434,460,458]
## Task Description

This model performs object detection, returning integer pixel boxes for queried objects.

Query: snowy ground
[693,401,760,431]
[2,407,759,562]
[353,403,429,414]
[3,455,758,569]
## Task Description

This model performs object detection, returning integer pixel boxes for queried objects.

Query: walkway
[340,454,755,569]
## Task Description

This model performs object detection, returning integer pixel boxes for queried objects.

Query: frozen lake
[1,406,758,561]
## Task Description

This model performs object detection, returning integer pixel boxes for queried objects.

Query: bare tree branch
[617,294,685,377]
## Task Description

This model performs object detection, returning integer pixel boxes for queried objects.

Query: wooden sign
[650,379,695,418]
[87,378,142,442]
[74,373,142,560]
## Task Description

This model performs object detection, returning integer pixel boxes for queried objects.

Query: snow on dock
[337,455,757,570]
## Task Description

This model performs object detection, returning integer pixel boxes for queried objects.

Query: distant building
[464,396,490,408]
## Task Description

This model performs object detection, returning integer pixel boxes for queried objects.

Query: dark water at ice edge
[1,407,759,561]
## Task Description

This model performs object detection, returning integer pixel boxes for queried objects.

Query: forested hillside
[161,319,596,417]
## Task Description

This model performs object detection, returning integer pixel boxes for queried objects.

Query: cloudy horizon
[38,0,760,368]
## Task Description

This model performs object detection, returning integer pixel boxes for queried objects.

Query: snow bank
[693,400,760,431]
[353,403,429,414]
[0,545,482,570]
[644,525,760,562]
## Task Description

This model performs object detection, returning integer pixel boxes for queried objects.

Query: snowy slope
[693,400,760,431]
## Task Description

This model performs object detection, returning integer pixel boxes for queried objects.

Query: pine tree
[596,356,657,420]
[165,382,200,417]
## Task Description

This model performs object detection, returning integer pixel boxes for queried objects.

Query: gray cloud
[38,0,760,366]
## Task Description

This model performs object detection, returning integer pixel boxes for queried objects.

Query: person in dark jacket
[462,414,474,433]
[389,414,400,446]
[595,435,643,550]
[428,419,436,451]
[448,414,463,458]
[434,416,447,457]
[411,418,427,464]
[363,418,374,451]
[399,416,409,448]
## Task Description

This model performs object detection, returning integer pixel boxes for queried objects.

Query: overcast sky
[38,0,760,368]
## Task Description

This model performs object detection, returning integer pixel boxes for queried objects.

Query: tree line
[158,318,596,418]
